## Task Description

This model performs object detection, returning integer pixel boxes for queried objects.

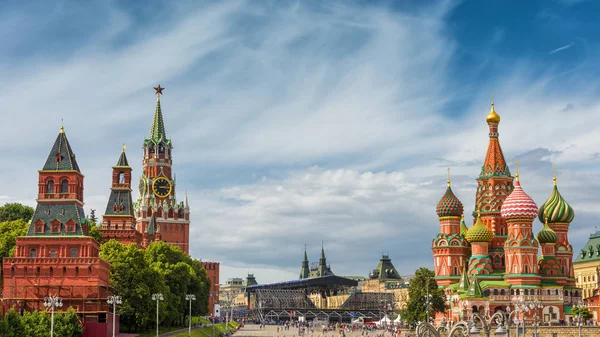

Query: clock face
[139,178,146,196]
[152,177,172,198]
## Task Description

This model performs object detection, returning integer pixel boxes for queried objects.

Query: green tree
[100,240,167,332]
[572,306,593,322]
[0,307,24,337]
[54,307,84,337]
[88,209,98,223]
[20,310,50,337]
[88,222,103,244]
[405,267,446,325]
[0,219,29,258]
[0,203,34,222]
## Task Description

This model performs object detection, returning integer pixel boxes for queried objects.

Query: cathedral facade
[100,85,191,253]
[432,103,581,323]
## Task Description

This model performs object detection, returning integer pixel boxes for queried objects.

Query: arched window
[70,248,79,257]
[118,171,125,184]
[149,144,155,154]
[158,143,165,154]
[164,224,168,232]
[29,248,37,258]
[500,289,505,295]
[47,180,55,193]
[49,250,57,258]
[61,179,69,193]
[524,289,529,296]
[493,289,498,296]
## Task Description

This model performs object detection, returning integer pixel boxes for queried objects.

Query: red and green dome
[538,185,574,223]
[466,212,493,243]
[436,186,464,218]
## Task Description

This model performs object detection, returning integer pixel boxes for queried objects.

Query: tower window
[47,180,55,194]
[118,171,125,184]
[60,179,69,193]
[70,248,79,257]
[149,144,155,154]
[49,250,57,258]
[29,248,37,258]
[159,143,165,154]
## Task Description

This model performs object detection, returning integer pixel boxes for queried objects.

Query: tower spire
[150,85,166,141]
[553,163,557,186]
[447,167,451,187]
[515,161,519,181]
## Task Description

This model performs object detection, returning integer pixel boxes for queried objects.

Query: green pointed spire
[458,264,470,292]
[150,93,166,142]
[465,274,484,298]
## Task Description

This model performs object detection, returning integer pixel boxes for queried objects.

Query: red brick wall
[201,261,220,315]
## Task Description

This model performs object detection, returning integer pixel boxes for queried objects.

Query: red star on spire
[154,84,165,95]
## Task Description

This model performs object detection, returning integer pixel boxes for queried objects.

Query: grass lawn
[171,322,239,337]
[136,317,206,337]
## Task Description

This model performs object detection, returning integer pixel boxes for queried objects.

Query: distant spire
[447,167,451,187]
[321,241,325,259]
[150,85,166,141]
[303,244,308,261]
[185,191,189,208]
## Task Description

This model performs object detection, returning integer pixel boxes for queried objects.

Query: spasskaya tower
[134,85,190,253]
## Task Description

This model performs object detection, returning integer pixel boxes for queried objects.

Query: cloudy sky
[2,0,600,283]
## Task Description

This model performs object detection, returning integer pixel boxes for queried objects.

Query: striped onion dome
[501,179,538,220]
[466,212,493,243]
[459,215,469,235]
[436,186,464,218]
[538,184,575,223]
[536,217,558,244]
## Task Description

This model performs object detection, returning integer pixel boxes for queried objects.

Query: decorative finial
[122,143,126,152]
[545,216,549,225]
[461,214,465,221]
[477,209,481,217]
[447,167,451,187]
[154,84,165,96]
[515,161,519,181]
[60,118,64,133]
[553,164,557,186]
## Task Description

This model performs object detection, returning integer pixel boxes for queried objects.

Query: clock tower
[135,85,191,253]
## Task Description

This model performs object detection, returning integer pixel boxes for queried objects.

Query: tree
[88,222,103,244]
[0,203,34,222]
[88,209,98,223]
[0,219,29,258]
[0,308,24,337]
[572,306,593,322]
[54,307,84,337]
[405,267,446,325]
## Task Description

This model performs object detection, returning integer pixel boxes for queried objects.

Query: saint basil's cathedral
[432,103,582,323]
[2,86,219,335]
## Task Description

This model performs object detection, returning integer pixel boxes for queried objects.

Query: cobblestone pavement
[233,324,408,337]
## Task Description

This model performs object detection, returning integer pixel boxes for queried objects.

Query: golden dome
[486,102,501,124]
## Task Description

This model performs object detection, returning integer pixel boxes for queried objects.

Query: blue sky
[2,0,600,283]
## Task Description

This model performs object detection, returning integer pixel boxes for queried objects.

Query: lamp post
[43,295,63,337]
[424,281,433,337]
[210,292,217,337]
[506,297,529,337]
[527,300,543,337]
[107,295,122,337]
[576,301,586,337]
[152,293,164,337]
[186,294,196,337]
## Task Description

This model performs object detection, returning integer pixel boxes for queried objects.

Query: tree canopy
[405,267,446,325]
[0,203,34,222]
[0,307,82,337]
[100,240,210,332]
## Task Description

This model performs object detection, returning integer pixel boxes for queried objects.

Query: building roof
[104,190,135,217]
[115,147,129,167]
[28,204,89,236]
[246,275,358,292]
[369,254,402,281]
[574,231,600,264]
[42,127,81,172]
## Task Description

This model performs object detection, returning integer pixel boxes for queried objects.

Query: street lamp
[107,295,122,337]
[575,301,586,337]
[43,295,63,337]
[186,294,196,337]
[152,293,164,337]
[424,281,433,337]
[210,292,217,337]
[527,300,543,337]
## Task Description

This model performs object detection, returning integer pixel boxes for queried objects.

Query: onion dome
[466,211,493,243]
[537,217,558,244]
[459,215,469,235]
[500,169,538,220]
[436,171,464,217]
[538,174,574,223]
[486,102,501,124]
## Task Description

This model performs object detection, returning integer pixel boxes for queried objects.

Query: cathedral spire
[150,85,166,142]
[300,245,309,279]
[480,102,510,178]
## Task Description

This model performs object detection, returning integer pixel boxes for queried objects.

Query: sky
[2,0,600,284]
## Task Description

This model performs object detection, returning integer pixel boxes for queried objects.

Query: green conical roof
[537,217,558,244]
[114,146,129,167]
[458,264,470,292]
[465,211,493,243]
[150,95,166,142]
[42,126,81,172]
[459,215,469,235]
[465,275,484,298]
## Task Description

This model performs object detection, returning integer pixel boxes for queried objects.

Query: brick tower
[2,126,111,329]
[538,170,576,286]
[135,85,190,253]
[475,103,514,272]
[101,146,142,246]
[432,172,471,285]
[500,167,540,286]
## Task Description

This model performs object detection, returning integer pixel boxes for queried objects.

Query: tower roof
[501,165,538,220]
[457,264,470,292]
[479,103,510,178]
[459,215,469,235]
[147,214,157,235]
[42,126,81,172]
[465,275,484,298]
[115,145,129,167]
[436,186,464,218]
[466,211,493,243]
[538,168,574,223]
[370,254,402,281]
[537,217,558,244]
[150,85,167,142]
